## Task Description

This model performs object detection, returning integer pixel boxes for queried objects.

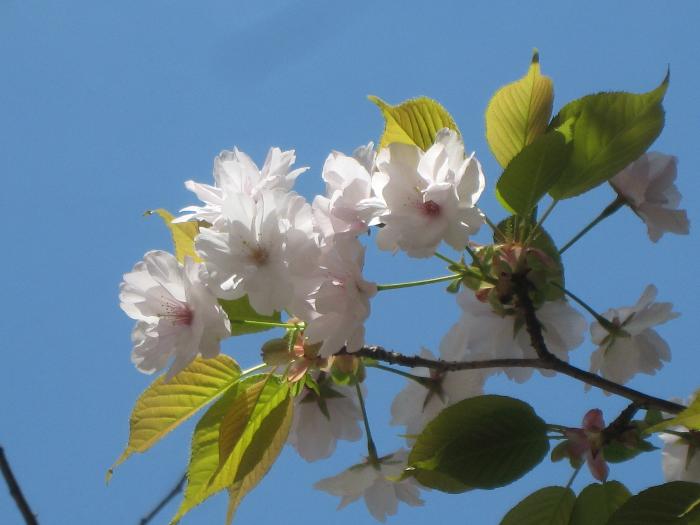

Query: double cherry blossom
[118,134,688,521]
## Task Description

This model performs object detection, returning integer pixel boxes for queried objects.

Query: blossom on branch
[589,285,679,386]
[314,449,424,522]
[610,152,690,242]
[313,143,385,240]
[440,290,586,382]
[176,146,307,225]
[391,348,485,441]
[564,409,609,482]
[372,129,484,257]
[119,250,230,379]
[288,379,363,462]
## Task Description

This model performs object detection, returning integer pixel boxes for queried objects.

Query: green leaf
[486,50,555,168]
[607,481,700,525]
[548,71,669,199]
[224,391,294,523]
[603,440,656,463]
[109,355,241,479]
[172,382,245,524]
[368,95,460,151]
[219,296,282,336]
[499,486,575,525]
[408,395,549,490]
[569,481,631,525]
[647,394,697,434]
[495,129,572,216]
[146,208,201,263]
[172,375,292,522]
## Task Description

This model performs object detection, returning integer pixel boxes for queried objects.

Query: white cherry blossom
[372,129,484,258]
[301,238,377,357]
[288,381,363,462]
[119,250,230,379]
[440,290,586,382]
[589,284,679,386]
[660,431,700,482]
[176,146,307,225]
[195,191,295,315]
[610,152,690,242]
[390,348,485,441]
[314,449,423,522]
[313,144,385,240]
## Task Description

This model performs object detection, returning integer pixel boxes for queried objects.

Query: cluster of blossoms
[119,127,690,520]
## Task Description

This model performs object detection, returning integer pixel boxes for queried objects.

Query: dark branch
[139,472,186,525]
[349,345,685,415]
[0,446,38,525]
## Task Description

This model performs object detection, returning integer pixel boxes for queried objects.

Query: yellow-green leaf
[109,355,240,479]
[172,375,291,523]
[219,296,282,337]
[224,389,293,523]
[486,50,554,168]
[369,95,460,151]
[170,380,252,524]
[146,208,200,262]
[647,394,696,434]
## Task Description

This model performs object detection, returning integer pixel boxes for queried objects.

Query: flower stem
[524,199,559,247]
[565,463,583,490]
[559,195,626,254]
[240,363,269,376]
[355,383,378,463]
[552,283,615,330]
[229,319,299,329]
[366,362,432,387]
[434,251,460,266]
[376,274,459,291]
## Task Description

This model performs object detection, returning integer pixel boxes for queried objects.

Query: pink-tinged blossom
[390,348,485,441]
[314,449,424,522]
[119,250,230,379]
[301,238,377,357]
[313,144,385,240]
[564,409,609,482]
[176,146,307,225]
[440,290,586,382]
[372,129,484,258]
[195,191,318,316]
[589,285,679,387]
[611,152,689,242]
[288,381,363,462]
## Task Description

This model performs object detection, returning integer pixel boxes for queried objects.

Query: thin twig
[0,446,38,525]
[139,472,186,525]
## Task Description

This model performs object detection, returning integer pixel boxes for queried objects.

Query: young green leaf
[170,381,251,524]
[606,481,700,525]
[368,95,460,151]
[495,129,571,216]
[569,481,631,525]
[172,375,292,522]
[408,395,549,490]
[219,296,282,336]
[548,71,669,199]
[109,355,241,479]
[499,486,575,525]
[647,394,697,434]
[146,208,201,263]
[486,50,555,168]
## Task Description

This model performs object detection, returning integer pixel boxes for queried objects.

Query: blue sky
[1,1,699,524]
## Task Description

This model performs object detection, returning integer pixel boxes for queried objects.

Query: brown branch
[345,345,685,415]
[139,472,186,525]
[0,446,38,525]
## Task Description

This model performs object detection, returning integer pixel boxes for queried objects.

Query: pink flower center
[160,298,194,326]
[421,200,441,217]
[249,246,269,266]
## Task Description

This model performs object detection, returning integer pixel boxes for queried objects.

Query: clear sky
[1,1,699,524]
